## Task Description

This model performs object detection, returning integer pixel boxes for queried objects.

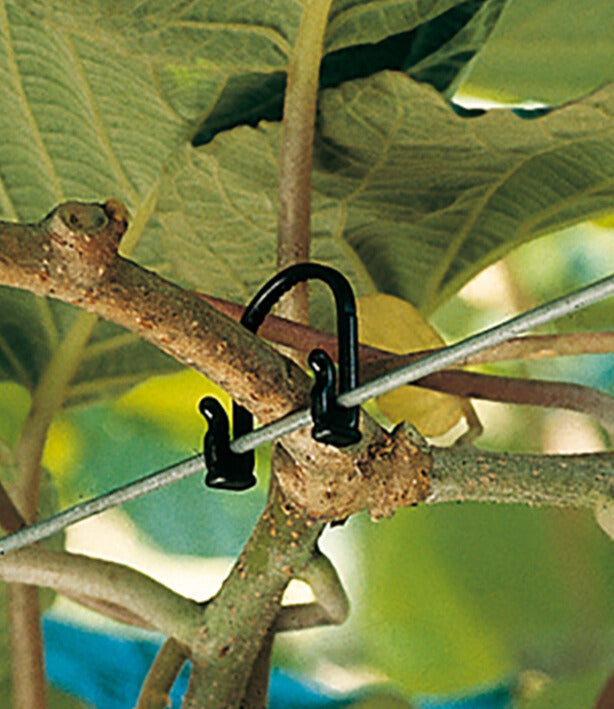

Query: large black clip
[199,263,361,491]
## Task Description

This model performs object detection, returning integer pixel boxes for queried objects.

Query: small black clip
[200,262,361,491]
[308,348,361,447]
[198,397,256,490]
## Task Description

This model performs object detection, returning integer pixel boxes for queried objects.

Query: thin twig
[201,293,614,427]
[14,312,98,516]
[6,316,97,709]
[298,548,349,623]
[274,548,349,632]
[7,309,98,709]
[136,638,190,709]
[198,294,614,365]
[275,602,333,632]
[0,547,202,645]
[60,590,157,629]
[7,585,47,709]
[418,370,614,432]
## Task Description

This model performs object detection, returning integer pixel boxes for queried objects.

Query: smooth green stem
[277,0,334,321]
[14,310,98,517]
[136,638,190,709]
[275,550,349,632]
[9,310,97,709]
[299,548,349,624]
[0,547,202,645]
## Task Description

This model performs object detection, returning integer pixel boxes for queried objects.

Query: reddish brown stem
[419,370,614,430]
[198,294,614,365]
[0,483,26,534]
[6,585,47,709]
[596,671,614,708]
[200,294,614,428]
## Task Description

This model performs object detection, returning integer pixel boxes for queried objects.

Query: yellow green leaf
[357,293,468,437]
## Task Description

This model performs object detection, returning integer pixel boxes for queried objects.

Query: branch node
[41,199,129,289]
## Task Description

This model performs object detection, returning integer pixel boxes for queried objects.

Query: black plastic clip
[199,263,361,491]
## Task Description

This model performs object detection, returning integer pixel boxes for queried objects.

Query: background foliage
[0,0,613,706]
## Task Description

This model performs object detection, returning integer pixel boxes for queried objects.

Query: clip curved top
[199,262,362,491]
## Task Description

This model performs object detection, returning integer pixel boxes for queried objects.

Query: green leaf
[191,1,510,146]
[0,293,180,408]
[315,73,614,311]
[0,0,301,406]
[459,0,614,104]
[405,0,506,95]
[13,0,298,73]
[130,136,379,326]
[326,0,474,52]
[355,504,614,694]
[62,317,180,408]
[1,0,497,409]
[137,72,614,319]
[322,0,506,94]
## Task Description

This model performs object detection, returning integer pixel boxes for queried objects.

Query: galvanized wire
[1,273,613,555]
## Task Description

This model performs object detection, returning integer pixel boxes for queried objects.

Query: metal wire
[0,457,204,555]
[1,273,613,555]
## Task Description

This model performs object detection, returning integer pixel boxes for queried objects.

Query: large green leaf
[0,0,489,220]
[136,72,614,318]
[355,504,614,694]
[315,73,614,310]
[193,0,508,145]
[459,0,614,104]
[0,0,291,405]
[0,0,505,408]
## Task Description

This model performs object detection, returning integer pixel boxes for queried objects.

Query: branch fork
[0,199,433,521]
[0,200,613,709]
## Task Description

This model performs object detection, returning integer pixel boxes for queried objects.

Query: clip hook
[200,263,361,490]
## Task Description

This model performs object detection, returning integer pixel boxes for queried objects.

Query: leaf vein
[427,128,614,307]
[0,0,64,202]
[63,35,138,203]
